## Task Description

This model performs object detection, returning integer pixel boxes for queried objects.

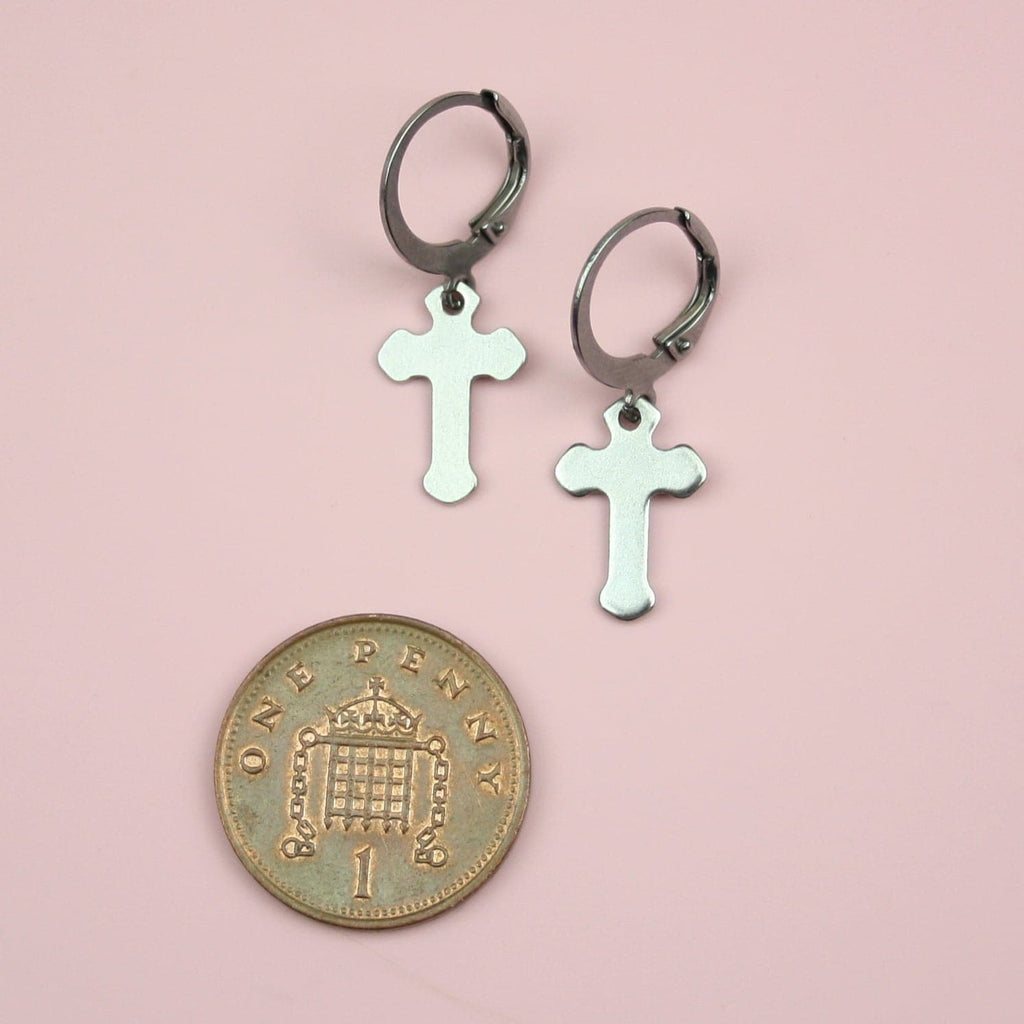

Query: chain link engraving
[415,737,450,867]
[280,727,318,858]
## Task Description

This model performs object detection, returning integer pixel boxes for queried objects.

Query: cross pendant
[555,397,706,619]
[379,286,526,503]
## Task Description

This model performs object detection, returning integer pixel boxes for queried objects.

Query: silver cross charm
[555,397,706,619]
[379,285,526,503]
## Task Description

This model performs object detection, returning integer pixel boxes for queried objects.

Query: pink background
[3,3,1023,1021]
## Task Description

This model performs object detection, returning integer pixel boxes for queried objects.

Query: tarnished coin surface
[214,614,530,927]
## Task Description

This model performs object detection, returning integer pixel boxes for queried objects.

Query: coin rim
[214,613,531,929]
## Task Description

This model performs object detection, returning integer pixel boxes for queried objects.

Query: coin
[214,614,530,927]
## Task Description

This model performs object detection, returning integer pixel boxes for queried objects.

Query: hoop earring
[555,207,720,619]
[378,90,530,504]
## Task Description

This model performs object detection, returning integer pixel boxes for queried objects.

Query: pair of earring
[377,90,720,621]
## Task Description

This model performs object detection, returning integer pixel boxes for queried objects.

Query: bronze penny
[214,614,530,927]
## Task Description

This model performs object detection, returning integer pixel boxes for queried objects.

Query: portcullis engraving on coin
[215,615,530,927]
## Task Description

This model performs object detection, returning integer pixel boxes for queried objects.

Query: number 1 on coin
[354,845,373,900]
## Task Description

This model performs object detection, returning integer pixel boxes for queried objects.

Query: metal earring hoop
[379,89,529,293]
[571,206,719,404]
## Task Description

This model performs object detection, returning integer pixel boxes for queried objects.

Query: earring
[378,90,529,504]
[555,207,720,619]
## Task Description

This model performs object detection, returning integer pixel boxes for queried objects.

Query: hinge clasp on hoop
[571,207,719,403]
[379,90,530,285]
